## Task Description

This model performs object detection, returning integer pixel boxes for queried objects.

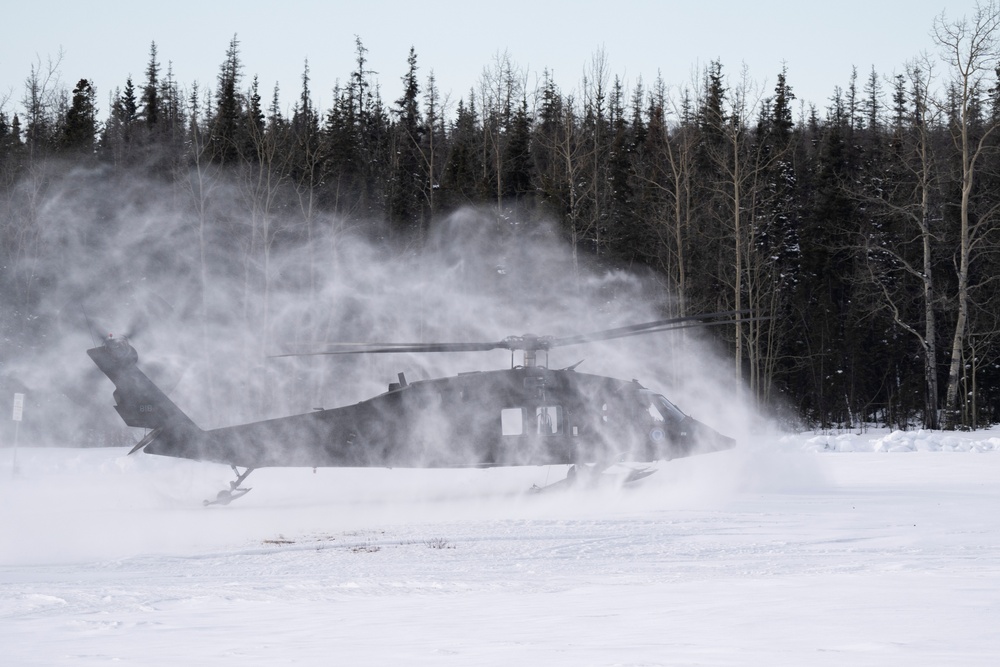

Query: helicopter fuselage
[146,366,733,469]
[89,336,734,469]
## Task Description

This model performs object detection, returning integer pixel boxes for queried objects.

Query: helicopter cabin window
[534,406,562,435]
[501,406,564,436]
[501,408,525,435]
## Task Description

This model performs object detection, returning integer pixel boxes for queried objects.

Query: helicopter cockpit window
[655,395,687,421]
[501,408,525,436]
[535,406,562,435]
[643,393,687,423]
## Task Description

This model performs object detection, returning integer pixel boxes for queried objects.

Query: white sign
[12,393,24,422]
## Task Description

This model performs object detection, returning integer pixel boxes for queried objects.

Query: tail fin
[87,336,200,436]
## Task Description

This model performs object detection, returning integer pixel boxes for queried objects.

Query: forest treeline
[4,6,1000,431]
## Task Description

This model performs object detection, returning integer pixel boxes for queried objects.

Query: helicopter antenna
[81,306,98,348]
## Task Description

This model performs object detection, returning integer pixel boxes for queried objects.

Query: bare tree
[933,1,1000,426]
[7,53,64,312]
[861,59,943,428]
[477,51,525,230]
[630,78,696,317]
[701,65,779,399]
[183,82,221,423]
[237,77,292,370]
[580,48,612,256]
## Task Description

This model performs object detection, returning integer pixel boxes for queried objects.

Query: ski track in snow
[1,430,999,665]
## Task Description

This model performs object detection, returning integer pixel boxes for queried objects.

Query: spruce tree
[210,34,245,165]
[389,47,424,239]
[141,41,160,131]
[63,78,98,154]
[441,94,484,207]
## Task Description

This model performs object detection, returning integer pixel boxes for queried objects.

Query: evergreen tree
[103,77,138,166]
[290,61,322,207]
[321,84,361,213]
[422,70,446,218]
[788,93,864,425]
[120,76,138,124]
[389,47,424,239]
[155,62,186,172]
[697,61,727,162]
[243,75,265,161]
[0,111,23,179]
[603,76,638,264]
[210,34,245,165]
[500,96,533,203]
[531,71,565,218]
[63,78,98,154]
[863,66,882,134]
[348,36,392,221]
[441,94,484,207]
[141,41,160,130]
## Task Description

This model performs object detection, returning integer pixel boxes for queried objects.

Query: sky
[0,1,982,120]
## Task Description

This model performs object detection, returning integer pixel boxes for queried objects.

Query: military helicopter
[87,312,741,504]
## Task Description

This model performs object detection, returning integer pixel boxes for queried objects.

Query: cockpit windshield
[641,391,687,423]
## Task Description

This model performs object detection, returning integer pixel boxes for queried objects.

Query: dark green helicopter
[88,312,740,504]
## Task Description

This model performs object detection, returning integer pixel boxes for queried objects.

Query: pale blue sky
[0,0,977,119]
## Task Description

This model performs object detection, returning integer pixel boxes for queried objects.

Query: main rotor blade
[269,310,760,358]
[270,341,509,357]
[546,310,754,348]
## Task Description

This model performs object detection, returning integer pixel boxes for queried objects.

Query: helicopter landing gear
[620,465,657,484]
[565,462,604,485]
[529,462,657,493]
[204,465,255,506]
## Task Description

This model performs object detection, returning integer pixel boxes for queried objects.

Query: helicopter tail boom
[87,336,202,446]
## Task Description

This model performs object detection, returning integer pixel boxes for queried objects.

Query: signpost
[11,393,23,477]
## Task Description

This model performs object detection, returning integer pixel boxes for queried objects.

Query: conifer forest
[5,6,1000,436]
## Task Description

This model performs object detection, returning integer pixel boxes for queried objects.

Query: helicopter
[87,312,741,504]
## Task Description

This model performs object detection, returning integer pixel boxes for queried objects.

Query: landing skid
[530,463,656,493]
[204,465,255,506]
[622,466,657,484]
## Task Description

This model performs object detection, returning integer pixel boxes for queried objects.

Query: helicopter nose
[698,424,736,453]
[660,419,736,459]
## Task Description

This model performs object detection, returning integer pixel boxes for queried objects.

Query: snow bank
[795,428,1000,453]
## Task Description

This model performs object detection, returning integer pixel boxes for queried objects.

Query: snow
[2,430,999,665]
[799,429,1000,453]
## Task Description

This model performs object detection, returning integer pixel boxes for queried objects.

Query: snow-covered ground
[2,430,999,665]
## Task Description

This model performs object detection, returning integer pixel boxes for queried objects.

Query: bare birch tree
[861,59,943,428]
[934,1,1000,426]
